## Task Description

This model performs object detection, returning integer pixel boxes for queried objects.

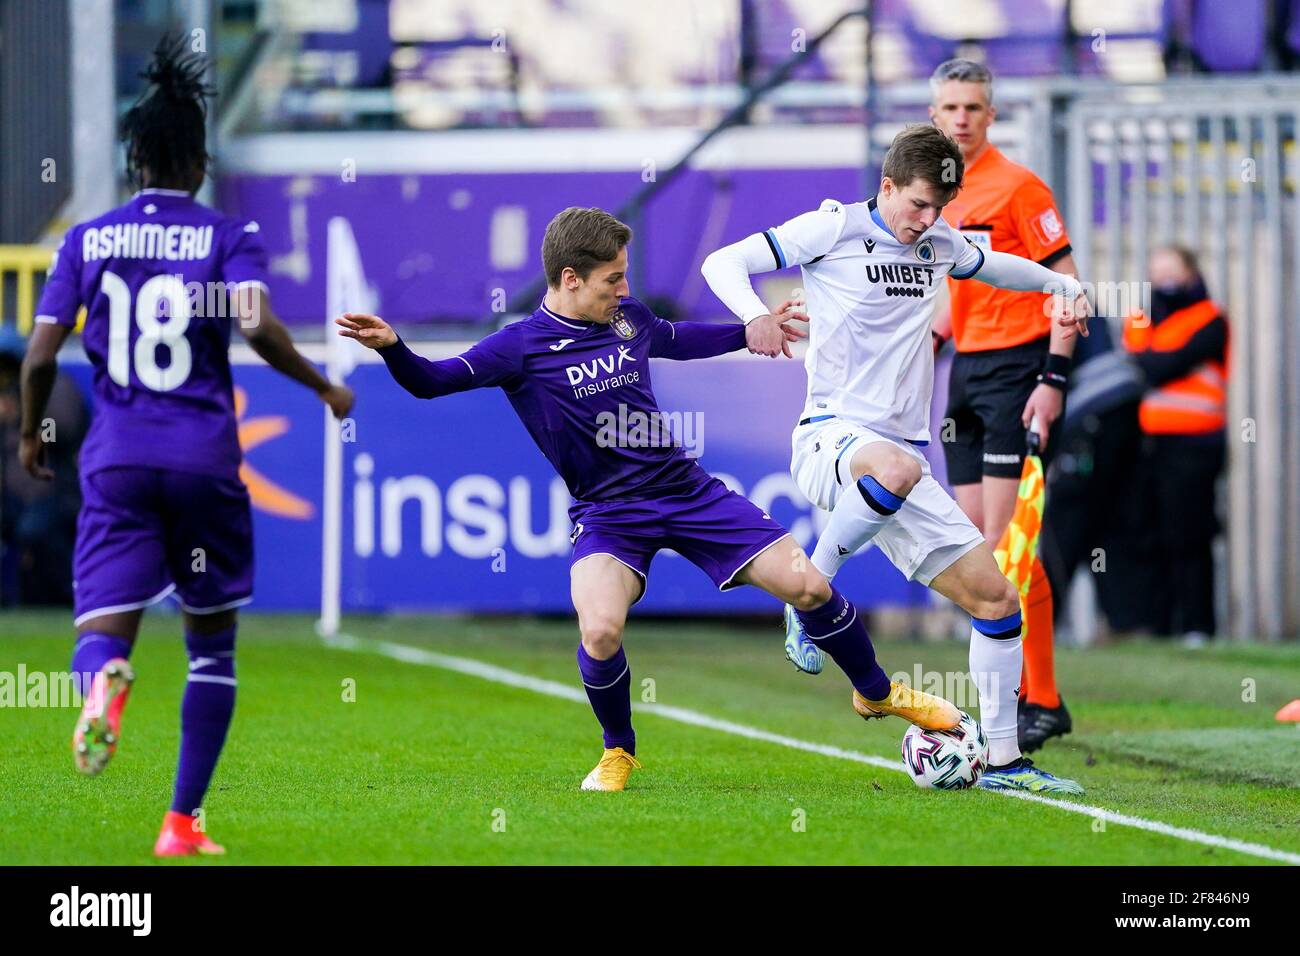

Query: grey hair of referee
[930,58,994,106]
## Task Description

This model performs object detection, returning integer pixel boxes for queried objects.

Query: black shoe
[1018,697,1073,753]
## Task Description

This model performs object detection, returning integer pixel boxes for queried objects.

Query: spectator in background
[1123,246,1229,645]
[0,326,86,606]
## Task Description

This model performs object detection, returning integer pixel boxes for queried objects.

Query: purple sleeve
[34,227,83,328]
[221,220,270,289]
[648,316,747,360]
[379,327,522,399]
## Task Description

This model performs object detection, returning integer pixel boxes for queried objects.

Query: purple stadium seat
[748,0,835,82]
[1191,0,1267,71]
[981,38,1067,77]
[890,0,1067,78]
[866,0,952,78]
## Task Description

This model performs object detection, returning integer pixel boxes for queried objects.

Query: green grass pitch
[3,610,1299,865]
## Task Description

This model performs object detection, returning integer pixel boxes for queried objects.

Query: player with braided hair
[20,35,353,856]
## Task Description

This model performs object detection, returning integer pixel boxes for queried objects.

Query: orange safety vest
[1123,299,1227,435]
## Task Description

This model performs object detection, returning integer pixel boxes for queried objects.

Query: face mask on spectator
[1150,278,1208,322]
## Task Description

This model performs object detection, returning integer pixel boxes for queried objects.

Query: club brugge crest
[914,238,936,263]
[611,310,636,339]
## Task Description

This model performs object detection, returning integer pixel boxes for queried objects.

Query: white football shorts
[790,416,984,586]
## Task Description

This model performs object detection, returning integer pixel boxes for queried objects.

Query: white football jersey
[768,196,984,443]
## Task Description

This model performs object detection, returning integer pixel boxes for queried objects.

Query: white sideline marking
[322,632,1300,866]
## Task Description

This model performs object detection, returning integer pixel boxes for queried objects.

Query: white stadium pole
[318,369,343,636]
[318,217,369,637]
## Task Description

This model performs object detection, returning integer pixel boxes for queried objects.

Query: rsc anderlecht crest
[611,310,636,339]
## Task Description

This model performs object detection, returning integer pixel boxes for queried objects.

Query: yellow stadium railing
[0,244,54,335]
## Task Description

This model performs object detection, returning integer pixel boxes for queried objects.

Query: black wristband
[1037,353,1071,391]
[1044,352,1072,376]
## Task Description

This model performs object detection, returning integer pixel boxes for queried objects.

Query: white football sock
[969,629,1023,766]
[810,478,903,578]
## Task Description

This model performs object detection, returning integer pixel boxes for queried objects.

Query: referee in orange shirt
[928,59,1080,752]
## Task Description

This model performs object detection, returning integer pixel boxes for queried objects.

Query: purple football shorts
[73,466,254,626]
[568,475,790,603]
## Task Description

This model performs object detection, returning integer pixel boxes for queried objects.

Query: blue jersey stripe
[764,229,788,269]
[950,243,985,280]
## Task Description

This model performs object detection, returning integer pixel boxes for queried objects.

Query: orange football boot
[154,811,226,857]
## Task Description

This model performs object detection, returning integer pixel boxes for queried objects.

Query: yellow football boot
[852,682,961,731]
[579,747,642,791]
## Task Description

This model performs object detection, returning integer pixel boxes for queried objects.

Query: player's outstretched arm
[238,287,354,417]
[967,249,1091,338]
[337,312,518,400]
[337,312,449,399]
[335,311,398,349]
[652,300,807,361]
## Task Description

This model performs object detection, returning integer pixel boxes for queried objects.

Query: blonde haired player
[702,125,1089,793]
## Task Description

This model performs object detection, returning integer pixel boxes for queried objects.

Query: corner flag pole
[319,217,369,637]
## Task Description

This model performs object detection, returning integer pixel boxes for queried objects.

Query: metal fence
[1062,77,1300,640]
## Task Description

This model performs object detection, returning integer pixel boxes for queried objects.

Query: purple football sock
[70,632,133,697]
[576,643,635,755]
[795,586,892,700]
[170,625,237,816]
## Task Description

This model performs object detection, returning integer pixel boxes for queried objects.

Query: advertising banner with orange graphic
[63,358,937,614]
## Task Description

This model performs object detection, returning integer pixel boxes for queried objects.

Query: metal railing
[1062,78,1300,640]
[0,245,54,335]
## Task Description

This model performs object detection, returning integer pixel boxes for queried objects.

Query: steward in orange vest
[1122,274,1227,640]
[1123,283,1228,436]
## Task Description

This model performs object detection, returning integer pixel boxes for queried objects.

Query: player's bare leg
[738,536,959,731]
[785,441,923,674]
[976,476,1020,546]
[71,609,142,776]
[570,556,643,791]
[810,442,923,579]
[929,546,1082,794]
[953,483,985,535]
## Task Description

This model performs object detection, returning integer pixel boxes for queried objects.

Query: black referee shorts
[943,335,1061,485]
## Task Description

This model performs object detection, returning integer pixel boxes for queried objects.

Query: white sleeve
[769,200,848,267]
[702,199,848,323]
[701,233,779,323]
[969,249,1083,297]
[948,230,985,279]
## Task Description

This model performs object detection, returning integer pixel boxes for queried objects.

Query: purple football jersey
[380,297,748,502]
[35,188,268,479]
